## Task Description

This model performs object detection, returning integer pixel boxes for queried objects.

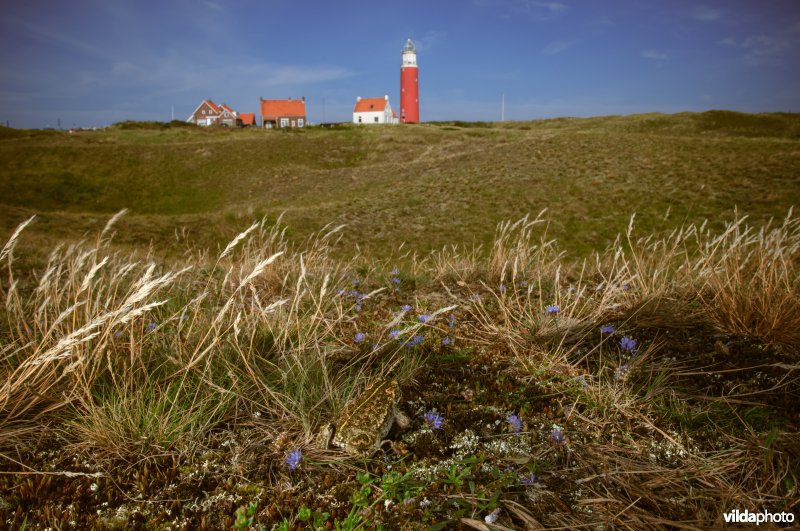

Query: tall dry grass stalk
[696,210,800,349]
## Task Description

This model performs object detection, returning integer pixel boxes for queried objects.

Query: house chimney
[302,96,305,102]
[385,95,389,100]
[357,96,362,102]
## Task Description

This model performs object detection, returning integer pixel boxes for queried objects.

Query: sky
[0,0,799,128]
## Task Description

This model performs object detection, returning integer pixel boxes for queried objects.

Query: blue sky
[1,0,798,128]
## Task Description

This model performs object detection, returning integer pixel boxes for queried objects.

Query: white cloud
[541,40,577,55]
[689,5,724,22]
[474,0,567,20]
[721,33,794,67]
[413,31,444,53]
[641,50,668,61]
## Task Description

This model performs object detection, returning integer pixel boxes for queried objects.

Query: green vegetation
[0,112,798,528]
[2,111,799,259]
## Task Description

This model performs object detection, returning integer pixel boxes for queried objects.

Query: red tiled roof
[206,100,221,113]
[260,98,306,118]
[220,103,236,114]
[239,113,255,125]
[354,97,388,113]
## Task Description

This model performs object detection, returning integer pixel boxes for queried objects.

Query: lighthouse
[400,38,419,123]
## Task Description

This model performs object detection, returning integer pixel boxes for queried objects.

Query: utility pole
[501,94,505,122]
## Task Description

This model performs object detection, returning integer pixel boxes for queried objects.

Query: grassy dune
[2,111,799,259]
[0,112,799,528]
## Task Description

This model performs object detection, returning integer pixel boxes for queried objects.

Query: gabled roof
[260,98,306,118]
[354,97,389,113]
[220,103,236,115]
[239,113,256,125]
[187,99,221,121]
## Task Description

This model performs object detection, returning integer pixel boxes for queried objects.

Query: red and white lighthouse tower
[400,38,419,123]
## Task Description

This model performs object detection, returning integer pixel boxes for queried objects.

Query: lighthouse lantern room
[400,38,419,123]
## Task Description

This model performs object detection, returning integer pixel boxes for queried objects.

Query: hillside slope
[1,111,799,259]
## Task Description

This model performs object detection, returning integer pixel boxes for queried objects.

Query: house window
[280,118,289,128]
[358,116,362,123]
[201,110,206,115]
[374,117,379,123]
[297,119,304,127]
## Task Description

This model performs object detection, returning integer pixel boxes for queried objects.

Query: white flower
[485,508,501,524]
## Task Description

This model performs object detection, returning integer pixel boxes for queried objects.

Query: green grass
[2,111,799,260]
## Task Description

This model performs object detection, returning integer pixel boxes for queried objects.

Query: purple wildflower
[354,332,365,343]
[392,277,401,285]
[114,330,123,338]
[389,329,400,339]
[146,322,157,332]
[520,473,539,486]
[615,363,630,382]
[354,303,362,312]
[484,508,501,525]
[576,375,588,388]
[418,314,432,324]
[499,284,506,294]
[545,304,560,314]
[507,414,523,433]
[424,411,444,430]
[401,304,412,313]
[550,426,566,447]
[285,449,302,471]
[442,337,452,346]
[620,336,638,352]
[406,334,424,347]
[600,324,616,334]
[448,313,456,329]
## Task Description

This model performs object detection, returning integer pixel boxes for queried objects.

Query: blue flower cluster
[424,411,444,430]
[619,336,638,353]
[550,426,566,447]
[285,449,302,471]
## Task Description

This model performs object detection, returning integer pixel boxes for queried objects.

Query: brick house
[260,97,306,128]
[187,99,242,126]
[187,100,221,126]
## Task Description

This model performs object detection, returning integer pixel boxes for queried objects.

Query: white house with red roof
[353,95,398,125]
